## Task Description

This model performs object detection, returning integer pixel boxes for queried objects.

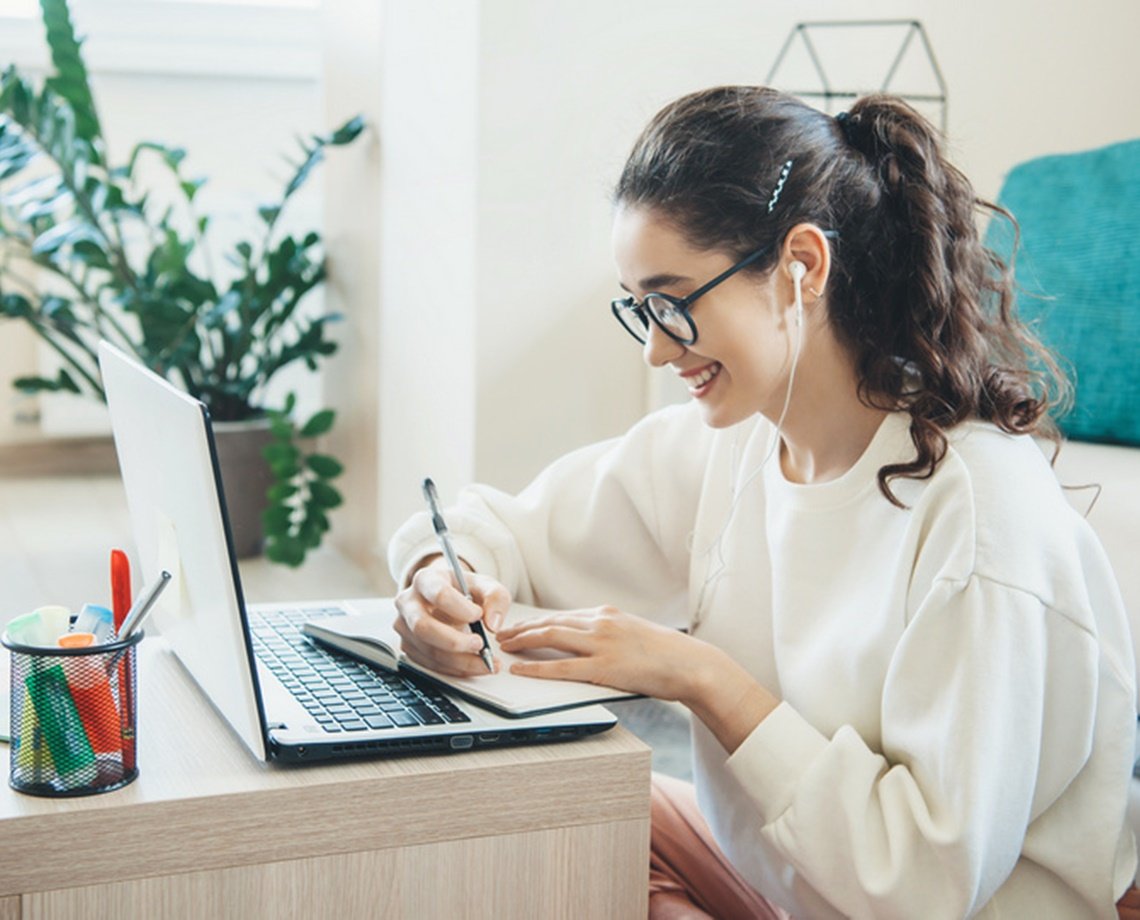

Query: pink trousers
[649,773,788,920]
[648,773,1140,920]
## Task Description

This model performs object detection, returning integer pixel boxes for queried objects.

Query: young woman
[388,87,1138,918]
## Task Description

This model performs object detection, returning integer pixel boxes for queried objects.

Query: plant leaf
[327,115,365,146]
[308,479,342,509]
[180,177,206,202]
[31,216,99,256]
[14,367,80,393]
[262,504,293,532]
[306,453,343,478]
[299,408,335,438]
[71,237,111,270]
[264,439,299,461]
[265,535,305,567]
[266,483,298,503]
[126,139,186,177]
[0,293,34,318]
[39,0,102,143]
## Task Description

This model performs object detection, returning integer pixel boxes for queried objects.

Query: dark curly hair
[614,86,1069,506]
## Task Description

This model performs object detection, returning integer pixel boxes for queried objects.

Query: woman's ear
[781,223,831,302]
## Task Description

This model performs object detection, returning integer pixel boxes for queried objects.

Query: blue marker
[73,604,116,644]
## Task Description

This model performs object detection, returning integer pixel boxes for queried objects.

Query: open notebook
[303,601,638,718]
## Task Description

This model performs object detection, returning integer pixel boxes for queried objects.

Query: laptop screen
[99,341,270,760]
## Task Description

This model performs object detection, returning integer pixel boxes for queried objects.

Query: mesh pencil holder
[2,630,143,797]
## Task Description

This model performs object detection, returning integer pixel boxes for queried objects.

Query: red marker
[111,549,131,634]
[109,548,135,772]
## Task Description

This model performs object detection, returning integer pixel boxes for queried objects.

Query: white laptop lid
[99,341,269,760]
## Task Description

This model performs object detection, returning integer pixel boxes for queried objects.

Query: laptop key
[388,710,419,728]
[410,704,444,725]
[364,713,394,730]
[437,706,470,723]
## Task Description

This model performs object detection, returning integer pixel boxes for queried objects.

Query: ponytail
[834,96,1069,504]
[615,87,1069,506]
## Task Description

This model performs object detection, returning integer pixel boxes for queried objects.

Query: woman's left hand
[496,605,708,703]
[497,605,782,753]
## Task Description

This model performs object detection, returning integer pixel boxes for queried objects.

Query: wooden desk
[0,642,652,919]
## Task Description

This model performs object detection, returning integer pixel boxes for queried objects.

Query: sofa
[1053,440,1140,870]
[995,138,1140,871]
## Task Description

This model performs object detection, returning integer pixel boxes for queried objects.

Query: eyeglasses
[610,244,772,347]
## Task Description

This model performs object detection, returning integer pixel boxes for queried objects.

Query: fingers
[496,611,595,641]
[412,564,483,625]
[392,558,511,677]
[396,592,486,655]
[497,621,596,656]
[467,572,512,632]
[509,656,595,683]
[393,613,500,677]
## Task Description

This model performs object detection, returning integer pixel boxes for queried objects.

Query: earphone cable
[692,273,805,629]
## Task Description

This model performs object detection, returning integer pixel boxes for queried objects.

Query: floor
[0,472,694,779]
[609,697,693,780]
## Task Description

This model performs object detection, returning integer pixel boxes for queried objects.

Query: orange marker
[57,632,96,649]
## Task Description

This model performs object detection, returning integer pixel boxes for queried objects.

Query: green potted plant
[0,0,363,566]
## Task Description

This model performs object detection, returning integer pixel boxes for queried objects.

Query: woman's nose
[642,319,686,368]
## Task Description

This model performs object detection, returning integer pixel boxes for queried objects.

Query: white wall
[335,0,1140,558]
[320,0,384,583]
[4,0,1137,575]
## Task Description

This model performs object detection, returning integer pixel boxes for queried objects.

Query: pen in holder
[2,629,143,797]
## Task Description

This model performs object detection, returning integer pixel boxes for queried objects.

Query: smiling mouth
[682,363,721,392]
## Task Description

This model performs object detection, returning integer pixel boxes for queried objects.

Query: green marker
[25,663,96,786]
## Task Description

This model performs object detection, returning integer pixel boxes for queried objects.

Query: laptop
[97,341,617,764]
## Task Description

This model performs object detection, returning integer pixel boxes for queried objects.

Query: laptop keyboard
[250,607,471,732]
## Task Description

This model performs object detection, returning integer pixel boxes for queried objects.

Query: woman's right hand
[393,556,513,677]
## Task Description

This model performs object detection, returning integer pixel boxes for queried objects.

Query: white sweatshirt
[389,403,1137,918]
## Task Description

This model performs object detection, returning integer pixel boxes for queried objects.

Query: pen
[105,568,172,676]
[421,477,495,674]
[117,569,172,641]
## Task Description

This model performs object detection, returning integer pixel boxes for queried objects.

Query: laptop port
[449,735,474,750]
[477,733,500,743]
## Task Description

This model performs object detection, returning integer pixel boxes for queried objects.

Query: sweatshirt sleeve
[387,403,713,624]
[725,574,1102,919]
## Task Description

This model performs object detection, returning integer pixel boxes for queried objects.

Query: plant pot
[212,419,275,559]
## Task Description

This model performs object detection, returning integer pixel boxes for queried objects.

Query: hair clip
[767,160,794,214]
[835,111,854,142]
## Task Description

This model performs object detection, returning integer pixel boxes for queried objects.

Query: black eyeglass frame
[609,244,772,347]
[609,230,839,347]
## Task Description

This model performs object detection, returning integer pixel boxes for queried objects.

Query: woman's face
[611,204,798,429]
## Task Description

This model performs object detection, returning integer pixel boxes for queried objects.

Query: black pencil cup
[2,630,142,797]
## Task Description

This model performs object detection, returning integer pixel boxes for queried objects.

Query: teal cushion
[986,138,1140,445]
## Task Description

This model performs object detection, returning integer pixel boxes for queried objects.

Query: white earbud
[789,261,806,327]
